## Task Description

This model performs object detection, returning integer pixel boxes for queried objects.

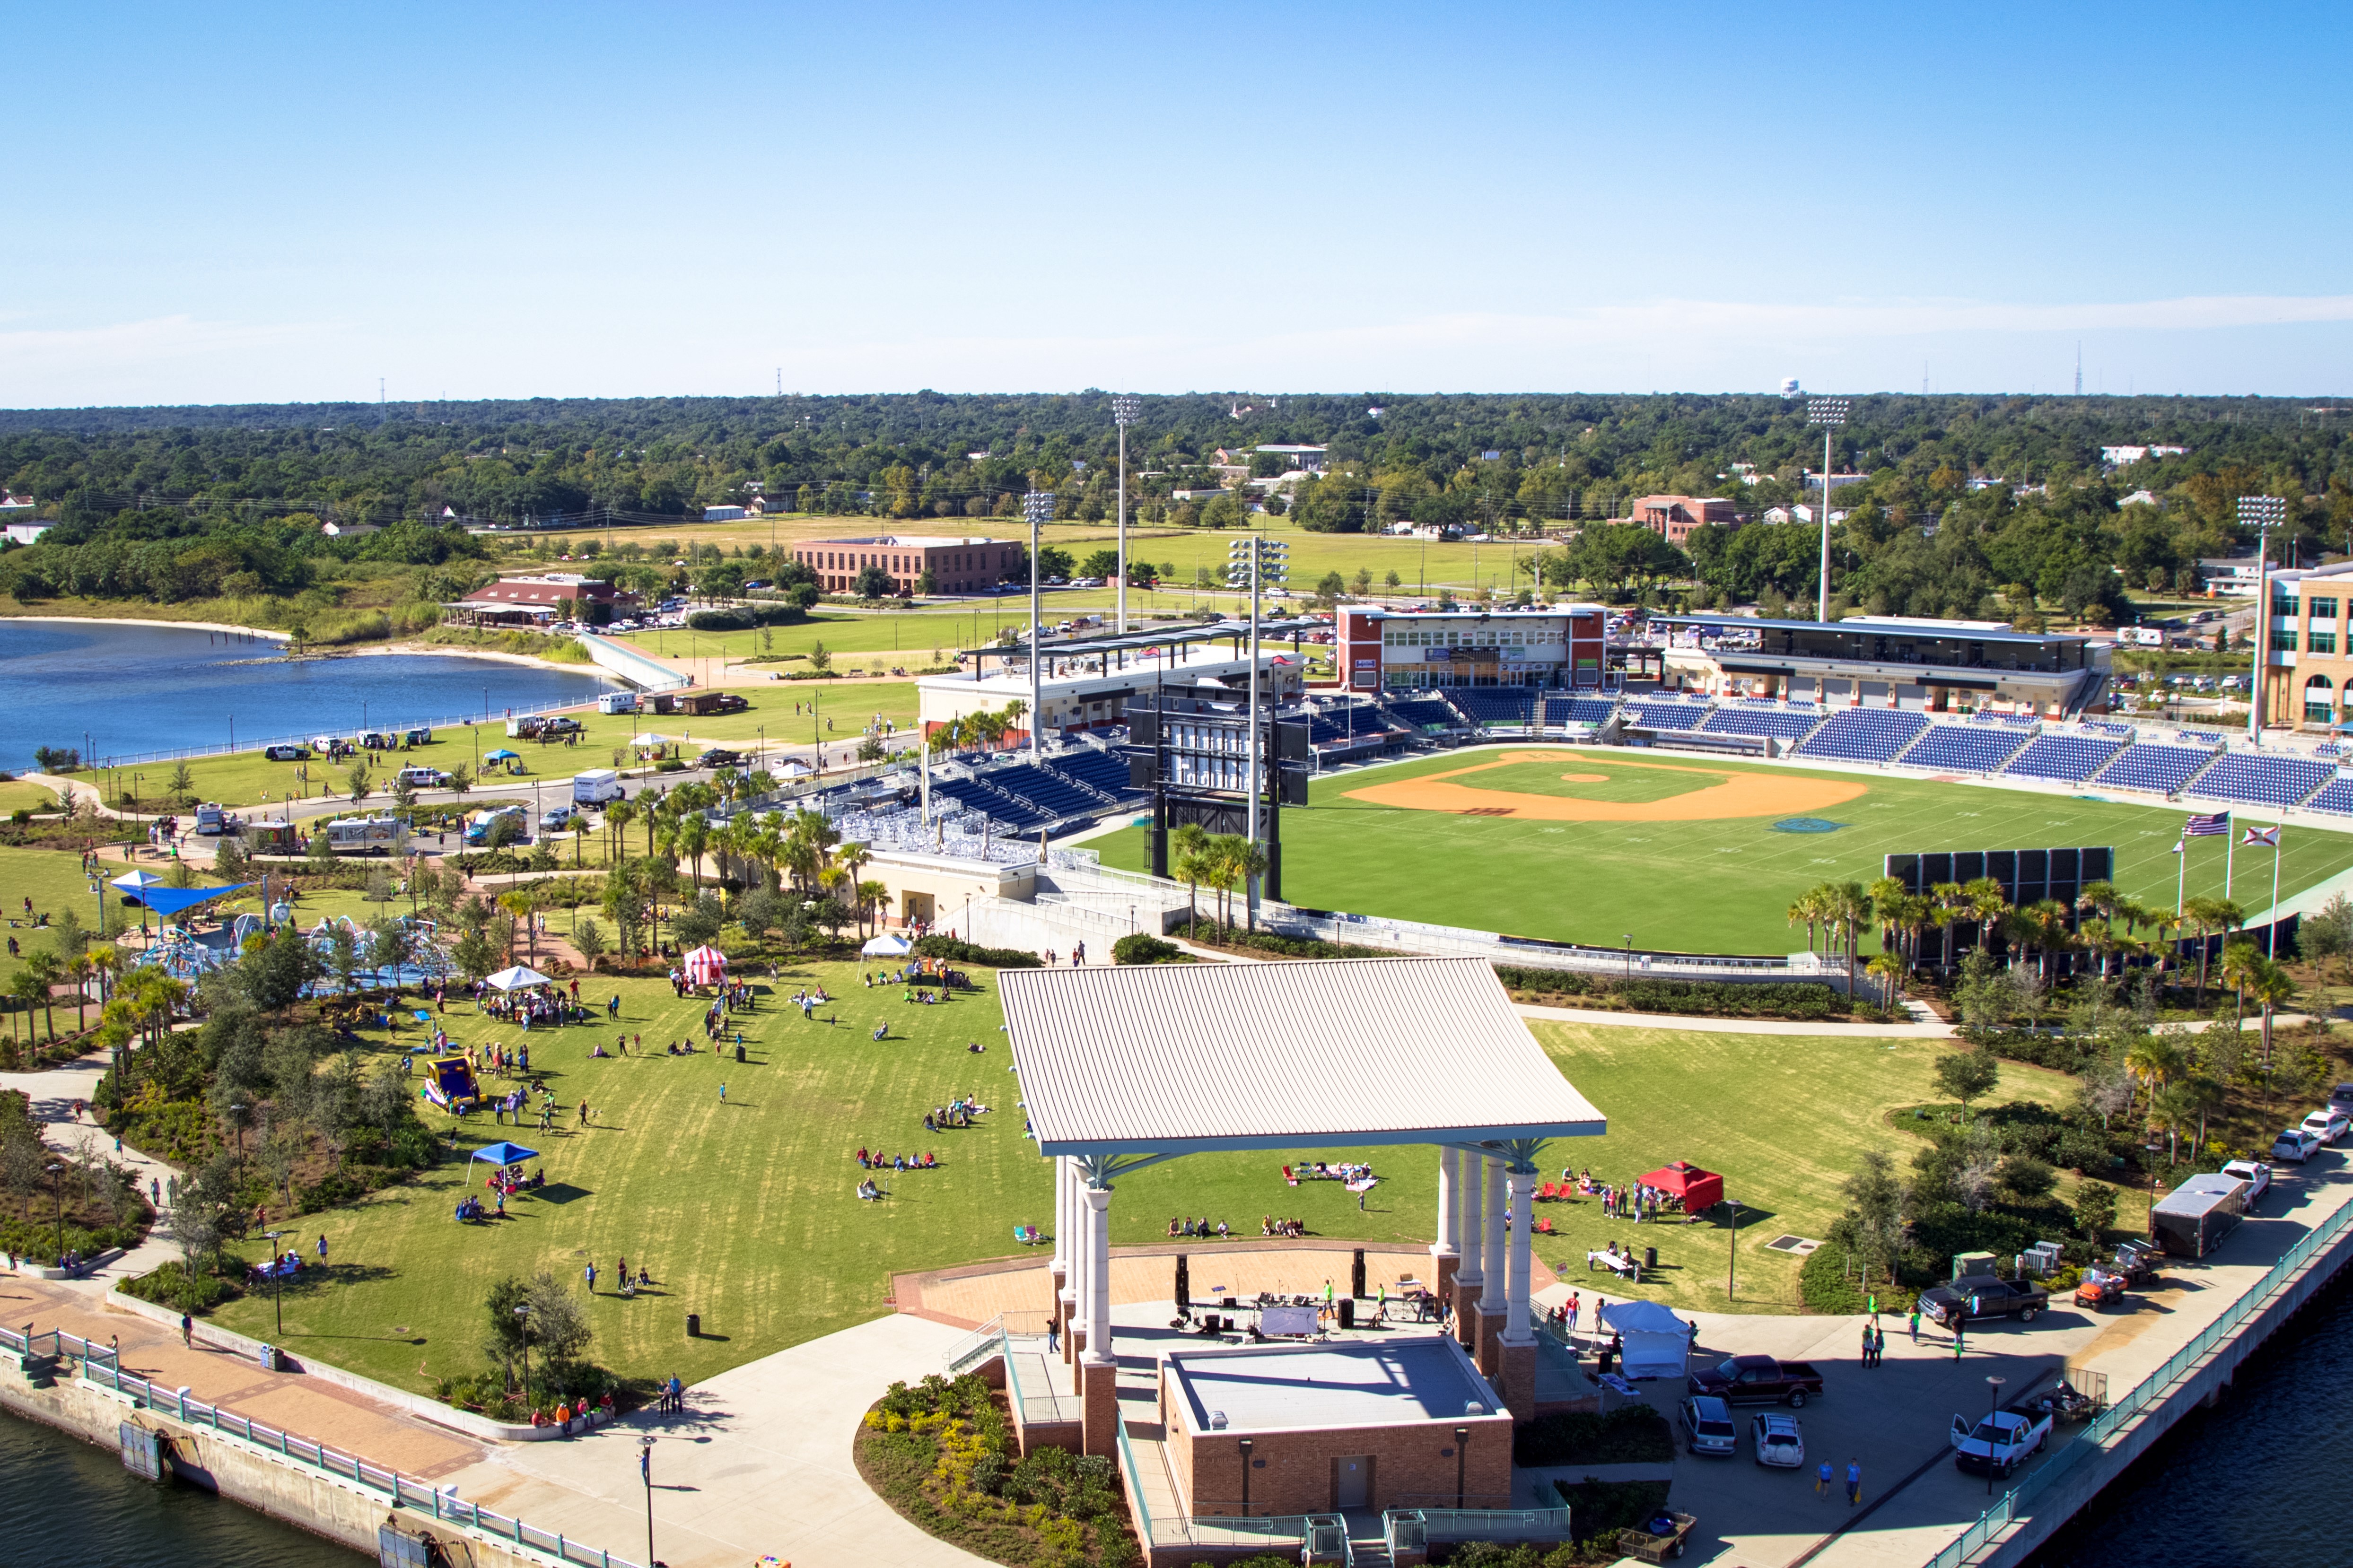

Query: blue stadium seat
[2185,752,2335,810]
[1622,700,1713,731]
[1899,724,2031,772]
[1699,703,1824,740]
[1450,689,1541,726]
[1793,708,1932,762]
[1999,734,2128,783]
[2302,776,2353,815]
[1382,696,1461,731]
[2091,743,2220,795]
[1544,696,1620,726]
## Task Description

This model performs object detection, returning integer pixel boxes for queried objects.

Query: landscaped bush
[122,1260,242,1313]
[1110,934,1185,965]
[1174,922,1395,959]
[1796,1243,1919,1314]
[1494,965,1851,1020]
[686,603,809,632]
[857,1373,1138,1568]
[1511,1404,1673,1467]
[1958,1026,2107,1073]
[912,935,1043,969]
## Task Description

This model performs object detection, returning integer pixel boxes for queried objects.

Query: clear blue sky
[5,1,2347,404]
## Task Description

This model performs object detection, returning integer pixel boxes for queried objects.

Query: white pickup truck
[1950,1408,2052,1478]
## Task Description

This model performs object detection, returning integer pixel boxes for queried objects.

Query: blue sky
[4,1,2347,403]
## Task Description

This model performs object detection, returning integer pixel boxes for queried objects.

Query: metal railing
[942,1315,1006,1375]
[0,1324,638,1568]
[1113,1409,1155,1545]
[1399,1505,1574,1541]
[1917,1190,2353,1568]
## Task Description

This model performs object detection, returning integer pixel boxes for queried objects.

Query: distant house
[2197,557,2265,598]
[321,520,382,538]
[1802,472,1870,495]
[3,522,49,546]
[1254,444,1329,473]
[2119,489,2164,509]
[1621,494,1739,546]
[445,573,643,627]
[702,505,748,522]
[2102,444,2187,467]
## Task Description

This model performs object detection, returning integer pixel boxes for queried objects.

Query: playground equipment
[422,1055,483,1115]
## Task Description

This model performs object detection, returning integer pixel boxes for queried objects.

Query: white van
[572,769,624,806]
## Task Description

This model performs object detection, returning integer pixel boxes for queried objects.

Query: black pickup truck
[1686,1353,1826,1407]
[1920,1274,2051,1328]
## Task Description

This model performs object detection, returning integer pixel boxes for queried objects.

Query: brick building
[1335,606,1609,691]
[786,534,1014,596]
[444,573,641,627]
[1624,494,1738,546]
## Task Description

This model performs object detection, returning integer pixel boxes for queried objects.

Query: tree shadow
[534,1184,593,1205]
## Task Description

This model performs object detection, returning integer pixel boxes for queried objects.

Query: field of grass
[0,780,64,815]
[1093,746,2353,954]
[0,843,110,994]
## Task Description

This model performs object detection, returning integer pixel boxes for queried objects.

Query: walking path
[0,1051,184,1283]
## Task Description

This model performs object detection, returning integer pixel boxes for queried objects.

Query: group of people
[1262,1216,1311,1238]
[1284,1160,1374,1184]
[1168,1216,1231,1239]
[1585,1240,1642,1280]
[1569,1170,1675,1223]
[584,1256,654,1297]
[529,1391,617,1434]
[923,1097,988,1131]
[480,985,580,1030]
[856,1148,938,1172]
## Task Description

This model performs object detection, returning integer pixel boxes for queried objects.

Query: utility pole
[1806,398,1849,622]
[1113,395,1138,634]
[1025,490,1053,762]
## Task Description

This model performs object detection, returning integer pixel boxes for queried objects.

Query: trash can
[735,1043,745,1063]
[686,1313,700,1339]
[1337,1298,1356,1330]
[1644,1246,1658,1271]
[256,1344,281,1372]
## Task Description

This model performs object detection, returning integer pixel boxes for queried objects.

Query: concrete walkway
[0,1053,185,1285]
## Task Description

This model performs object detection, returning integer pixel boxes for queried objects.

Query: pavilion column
[1050,1154,1070,1324]
[1497,1165,1538,1424]
[1062,1159,1085,1364]
[1431,1147,1461,1302]
[1079,1184,1119,1458]
[1476,1157,1507,1379]
[1451,1151,1484,1350]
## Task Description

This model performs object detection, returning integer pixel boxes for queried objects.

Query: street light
[1984,1374,2007,1495]
[1806,398,1849,623]
[1024,490,1054,763]
[262,1228,289,1336]
[1226,535,1288,927]
[638,1435,658,1565]
[1624,933,1634,982]
[1113,396,1139,635]
[2239,495,2287,743]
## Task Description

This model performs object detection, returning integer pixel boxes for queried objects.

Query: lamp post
[2240,495,2286,742]
[262,1228,288,1336]
[1984,1374,2007,1495]
[1624,933,1634,982]
[513,1303,532,1397]
[1113,396,1139,635]
[638,1436,657,1565]
[1237,1436,1253,1516]
[1725,1197,1741,1299]
[1024,490,1054,762]
[1226,535,1288,927]
[46,1163,64,1261]
[1806,398,1849,623]
[1454,1425,1470,1508]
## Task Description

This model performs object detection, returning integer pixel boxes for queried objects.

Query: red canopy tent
[682,945,729,987]
[1638,1160,1724,1214]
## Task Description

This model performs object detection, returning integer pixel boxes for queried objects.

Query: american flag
[2244,824,2282,848]
[2183,812,2231,837]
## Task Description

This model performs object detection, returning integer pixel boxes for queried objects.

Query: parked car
[1920,1275,2050,1328]
[1950,1407,2052,1478]
[2273,1127,2322,1164]
[696,749,746,769]
[2219,1159,2273,1204]
[2329,1082,2353,1115]
[2300,1108,2349,1145]
[395,767,451,789]
[263,743,310,761]
[537,716,584,738]
[538,803,577,832]
[1686,1354,1825,1408]
[1679,1395,1737,1457]
[1750,1412,1804,1469]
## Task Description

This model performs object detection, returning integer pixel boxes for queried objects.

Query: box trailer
[572,769,624,806]
[597,690,641,714]
[2151,1176,2247,1259]
[325,815,406,853]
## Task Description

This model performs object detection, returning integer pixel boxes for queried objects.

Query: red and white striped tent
[682,945,728,987]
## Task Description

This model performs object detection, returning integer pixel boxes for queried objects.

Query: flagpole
[2270,816,2285,957]
[2224,812,2235,901]
[2175,839,2186,919]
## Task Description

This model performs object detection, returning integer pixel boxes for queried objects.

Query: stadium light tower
[1025,489,1054,762]
[1806,398,1849,623]
[1227,534,1289,927]
[1113,395,1140,635]
[2240,494,2287,743]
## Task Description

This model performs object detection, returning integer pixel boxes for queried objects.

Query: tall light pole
[1227,534,1287,927]
[2240,495,2286,743]
[262,1228,288,1336]
[1983,1375,2007,1496]
[1024,490,1054,762]
[1113,396,1139,634]
[1806,398,1849,623]
[638,1436,657,1565]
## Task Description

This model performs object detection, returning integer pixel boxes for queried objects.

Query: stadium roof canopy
[1002,956,1606,1159]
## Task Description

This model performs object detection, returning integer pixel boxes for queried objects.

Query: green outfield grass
[1092,746,2353,954]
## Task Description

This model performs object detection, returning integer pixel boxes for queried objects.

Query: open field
[1093,746,2353,953]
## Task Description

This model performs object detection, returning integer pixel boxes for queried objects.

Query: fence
[0,1324,639,1568]
[1916,1188,2353,1568]
[87,692,609,772]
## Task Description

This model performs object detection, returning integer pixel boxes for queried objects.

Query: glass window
[2311,632,2338,656]
[2313,598,2340,619]
[2274,597,2300,618]
[2276,628,2299,652]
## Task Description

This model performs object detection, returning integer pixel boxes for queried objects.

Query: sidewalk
[0,1053,185,1285]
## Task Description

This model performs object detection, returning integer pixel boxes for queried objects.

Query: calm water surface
[0,619,610,770]
[0,1409,362,1565]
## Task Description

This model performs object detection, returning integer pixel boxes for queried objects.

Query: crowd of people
[477,980,585,1029]
[1283,1161,1375,1184]
[923,1095,988,1131]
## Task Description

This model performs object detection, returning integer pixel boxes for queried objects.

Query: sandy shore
[4,613,290,640]
[340,639,613,678]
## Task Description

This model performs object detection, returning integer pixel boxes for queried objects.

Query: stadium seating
[2091,743,2221,795]
[1898,724,2032,773]
[1450,688,1541,726]
[1303,707,1388,748]
[1047,748,1146,802]
[929,775,1052,832]
[1544,696,1620,727]
[2301,776,2353,816]
[1382,696,1461,731]
[1621,700,1713,731]
[2185,752,2336,810]
[1998,734,2128,783]
[1793,708,1933,762]
[1971,713,2040,729]
[1699,704,1825,740]
[2080,721,2138,740]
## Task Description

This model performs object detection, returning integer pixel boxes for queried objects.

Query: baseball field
[1090,745,2353,954]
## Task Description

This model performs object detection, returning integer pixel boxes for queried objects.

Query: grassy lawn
[1093,747,2353,954]
[0,780,65,815]
[0,843,110,994]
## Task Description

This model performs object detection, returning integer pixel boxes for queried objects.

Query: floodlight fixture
[1112,398,1139,632]
[1805,396,1849,622]
[2242,495,2288,745]
[2236,495,2286,530]
[1806,397,1849,427]
[1023,490,1053,762]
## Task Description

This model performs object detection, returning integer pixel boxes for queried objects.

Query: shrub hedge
[1111,934,1186,965]
[685,602,811,632]
[1493,965,1851,1019]
[1511,1405,1674,1467]
[912,935,1044,969]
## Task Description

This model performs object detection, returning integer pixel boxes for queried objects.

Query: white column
[1478,1158,1506,1313]
[1051,1155,1070,1285]
[1065,1160,1086,1335]
[1432,1147,1458,1264]
[1456,1151,1484,1289]
[1083,1185,1115,1368]
[1503,1169,1534,1344]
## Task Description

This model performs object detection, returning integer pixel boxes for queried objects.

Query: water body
[2027,1268,2353,1567]
[0,1410,362,1565]
[0,619,612,771]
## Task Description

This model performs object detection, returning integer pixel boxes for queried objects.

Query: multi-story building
[2257,559,2353,730]
[444,573,642,626]
[785,535,1014,596]
[1335,606,1609,691]
[1622,494,1738,546]
[1652,613,2102,714]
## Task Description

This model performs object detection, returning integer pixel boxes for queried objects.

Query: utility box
[1953,1251,1998,1280]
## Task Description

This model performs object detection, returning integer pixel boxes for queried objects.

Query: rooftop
[789,534,1005,547]
[1164,1338,1501,1434]
[1650,612,2088,648]
[1002,956,1606,1158]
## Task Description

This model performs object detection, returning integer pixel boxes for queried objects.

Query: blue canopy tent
[469,1141,540,1168]
[482,749,521,762]
[117,882,255,917]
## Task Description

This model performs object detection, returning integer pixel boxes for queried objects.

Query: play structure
[421,1054,484,1115]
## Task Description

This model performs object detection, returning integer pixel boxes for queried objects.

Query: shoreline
[2,612,610,682]
[3,612,290,640]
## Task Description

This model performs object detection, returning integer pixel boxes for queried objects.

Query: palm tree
[674,813,710,890]
[2218,938,2260,1024]
[19,950,61,1042]
[1831,881,1872,992]
[2181,897,2228,1006]
[2008,899,2074,982]
[856,879,889,938]
[2247,955,2297,1068]
[1930,880,1966,968]
[1866,950,1903,1010]
[65,953,94,1035]
[1964,877,2011,965]
[2150,1080,2199,1166]
[1786,892,1819,957]
[1172,822,1210,930]
[606,797,639,865]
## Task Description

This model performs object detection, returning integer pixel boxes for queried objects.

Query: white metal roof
[1002,956,1605,1157]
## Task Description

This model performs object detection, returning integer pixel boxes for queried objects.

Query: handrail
[1915,1189,2353,1568]
[1113,1407,1155,1544]
[0,1325,638,1568]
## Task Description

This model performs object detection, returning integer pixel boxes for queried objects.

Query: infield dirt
[1342,751,1868,822]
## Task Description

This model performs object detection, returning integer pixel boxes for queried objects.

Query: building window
[2306,676,2336,723]
[2276,629,2299,652]
[2274,597,2299,618]
[2312,632,2339,656]
[2313,598,2341,620]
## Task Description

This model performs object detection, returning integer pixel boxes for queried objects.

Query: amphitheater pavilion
[999,955,1607,1455]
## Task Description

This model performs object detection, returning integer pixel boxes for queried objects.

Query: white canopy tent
[484,965,554,991]
[861,931,913,958]
[1599,1298,1692,1381]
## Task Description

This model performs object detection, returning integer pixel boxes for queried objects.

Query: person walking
[180,1311,193,1349]
[316,1234,329,1268]
[719,1082,727,1105]
[1846,1458,1862,1507]
[1816,1459,1833,1498]
[1953,1320,1966,1361]
[1908,1306,1921,1345]
[585,1261,598,1294]
[1046,1317,1059,1355]
[1859,1320,1872,1368]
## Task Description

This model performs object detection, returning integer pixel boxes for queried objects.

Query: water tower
[1778,377,1801,398]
